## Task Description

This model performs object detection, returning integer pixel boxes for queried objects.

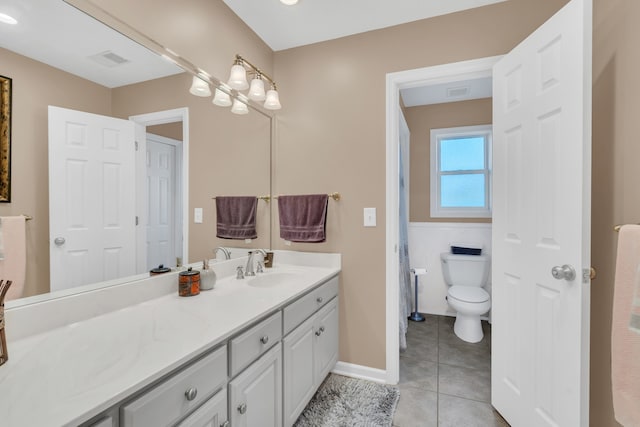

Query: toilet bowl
[441,252,491,343]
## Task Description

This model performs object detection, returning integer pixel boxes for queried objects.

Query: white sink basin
[247,272,301,288]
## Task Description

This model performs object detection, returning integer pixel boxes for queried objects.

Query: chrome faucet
[213,247,231,260]
[245,249,267,277]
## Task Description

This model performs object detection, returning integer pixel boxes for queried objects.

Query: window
[430,125,492,218]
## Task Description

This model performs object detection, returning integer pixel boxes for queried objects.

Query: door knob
[54,237,66,246]
[551,264,576,281]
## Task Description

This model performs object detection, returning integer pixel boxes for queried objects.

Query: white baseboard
[332,361,387,384]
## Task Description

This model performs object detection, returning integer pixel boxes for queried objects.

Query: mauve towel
[216,196,258,240]
[612,225,640,427]
[278,194,328,242]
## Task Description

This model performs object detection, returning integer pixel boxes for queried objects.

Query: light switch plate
[364,208,376,227]
[194,208,203,224]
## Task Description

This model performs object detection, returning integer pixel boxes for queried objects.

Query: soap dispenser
[200,259,216,291]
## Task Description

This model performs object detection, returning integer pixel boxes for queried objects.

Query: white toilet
[440,252,491,343]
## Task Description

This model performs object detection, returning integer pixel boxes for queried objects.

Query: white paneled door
[491,0,591,426]
[145,134,177,270]
[49,106,137,292]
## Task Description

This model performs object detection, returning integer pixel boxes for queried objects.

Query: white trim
[430,124,492,218]
[129,108,189,267]
[332,361,387,384]
[385,56,502,386]
[409,221,492,230]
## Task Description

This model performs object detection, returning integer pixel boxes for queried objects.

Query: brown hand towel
[278,194,328,243]
[216,196,258,240]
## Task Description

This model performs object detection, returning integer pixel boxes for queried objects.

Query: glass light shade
[227,64,249,90]
[189,76,211,97]
[280,0,299,4]
[263,89,282,110]
[248,77,266,101]
[212,88,232,107]
[231,98,249,115]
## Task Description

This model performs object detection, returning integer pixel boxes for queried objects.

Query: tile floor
[392,315,510,427]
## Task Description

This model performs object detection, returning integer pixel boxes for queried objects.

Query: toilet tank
[440,253,490,287]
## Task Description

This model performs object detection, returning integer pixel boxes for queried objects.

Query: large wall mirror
[0,0,272,305]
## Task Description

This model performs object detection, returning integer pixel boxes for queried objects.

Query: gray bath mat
[294,374,400,427]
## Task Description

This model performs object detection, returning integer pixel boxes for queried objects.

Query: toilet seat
[448,286,489,303]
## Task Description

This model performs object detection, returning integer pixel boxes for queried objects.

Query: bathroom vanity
[0,251,340,427]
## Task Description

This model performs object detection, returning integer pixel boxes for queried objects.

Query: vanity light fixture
[224,54,282,110]
[188,54,281,113]
[0,13,17,25]
[231,96,249,115]
[212,88,232,107]
[189,76,211,97]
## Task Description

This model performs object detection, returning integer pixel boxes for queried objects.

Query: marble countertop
[0,253,340,426]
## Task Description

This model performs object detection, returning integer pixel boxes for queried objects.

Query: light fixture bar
[235,54,278,90]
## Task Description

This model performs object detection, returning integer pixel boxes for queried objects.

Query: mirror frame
[0,75,11,202]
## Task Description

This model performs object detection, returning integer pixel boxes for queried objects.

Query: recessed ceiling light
[0,13,17,25]
[280,0,299,5]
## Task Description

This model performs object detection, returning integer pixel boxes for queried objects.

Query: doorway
[386,56,501,384]
[129,108,189,273]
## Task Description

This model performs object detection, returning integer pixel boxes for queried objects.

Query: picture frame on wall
[0,75,11,203]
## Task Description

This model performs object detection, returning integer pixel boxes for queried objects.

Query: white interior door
[49,106,137,292]
[491,0,591,426]
[146,133,178,270]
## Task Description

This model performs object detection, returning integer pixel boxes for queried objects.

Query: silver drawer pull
[260,335,269,344]
[238,403,247,414]
[221,421,230,427]
[184,387,198,401]
[316,297,323,304]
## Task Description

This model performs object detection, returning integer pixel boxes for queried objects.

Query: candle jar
[178,267,200,297]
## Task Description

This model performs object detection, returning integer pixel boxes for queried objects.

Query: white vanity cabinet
[283,277,339,427]
[120,346,227,427]
[229,343,282,427]
[177,388,228,427]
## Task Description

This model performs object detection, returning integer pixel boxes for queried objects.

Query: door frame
[385,56,501,384]
[129,107,189,270]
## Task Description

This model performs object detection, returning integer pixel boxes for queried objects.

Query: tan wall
[148,123,183,141]
[591,0,640,425]
[273,0,569,370]
[404,98,493,223]
[111,73,271,263]
[85,0,273,88]
[0,47,112,298]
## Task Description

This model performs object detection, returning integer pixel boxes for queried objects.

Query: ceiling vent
[89,51,130,68]
[446,86,470,98]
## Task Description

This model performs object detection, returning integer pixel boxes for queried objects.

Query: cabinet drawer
[284,276,338,335]
[230,311,282,377]
[121,346,227,427]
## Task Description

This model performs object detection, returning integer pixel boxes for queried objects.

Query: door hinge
[135,140,139,151]
[135,216,139,226]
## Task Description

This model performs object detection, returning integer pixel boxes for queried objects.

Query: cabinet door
[177,389,227,427]
[229,343,282,427]
[283,315,316,427]
[315,298,339,382]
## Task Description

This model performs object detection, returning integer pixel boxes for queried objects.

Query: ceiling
[0,0,183,88]
[400,77,492,107]
[222,0,507,52]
